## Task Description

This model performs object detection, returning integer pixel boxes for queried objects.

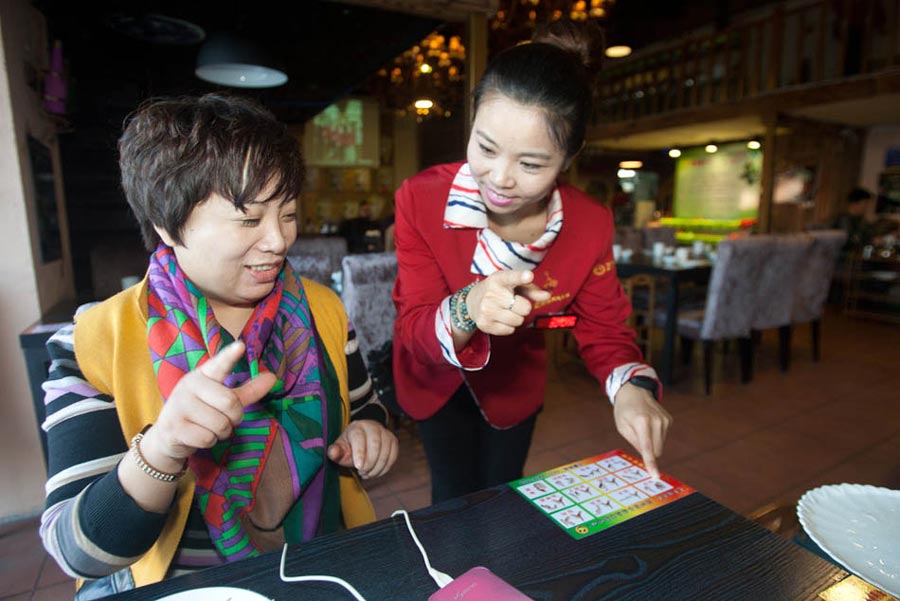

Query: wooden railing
[594,0,900,123]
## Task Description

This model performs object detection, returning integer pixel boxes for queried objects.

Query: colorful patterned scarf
[442,162,564,276]
[146,244,340,561]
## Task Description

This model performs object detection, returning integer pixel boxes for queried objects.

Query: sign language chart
[510,450,694,540]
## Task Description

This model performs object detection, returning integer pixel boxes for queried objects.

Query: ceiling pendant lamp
[195,33,287,88]
[605,45,632,58]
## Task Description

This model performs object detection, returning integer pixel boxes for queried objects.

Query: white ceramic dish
[155,586,272,601]
[797,483,900,596]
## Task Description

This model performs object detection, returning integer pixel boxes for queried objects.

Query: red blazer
[392,162,642,428]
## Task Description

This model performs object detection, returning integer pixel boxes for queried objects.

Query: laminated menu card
[510,449,694,540]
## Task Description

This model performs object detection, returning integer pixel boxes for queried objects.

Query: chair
[748,502,801,539]
[621,274,656,363]
[789,230,847,361]
[749,235,813,372]
[675,237,768,394]
[340,252,398,361]
[287,253,333,288]
[286,236,348,287]
[341,252,406,424]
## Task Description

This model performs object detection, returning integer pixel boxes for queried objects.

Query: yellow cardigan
[74,275,375,588]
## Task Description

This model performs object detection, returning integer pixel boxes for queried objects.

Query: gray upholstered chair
[340,252,398,361]
[287,253,333,287]
[750,234,813,371]
[676,237,768,394]
[789,230,848,361]
[286,236,348,287]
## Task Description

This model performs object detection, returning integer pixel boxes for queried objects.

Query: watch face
[628,376,659,399]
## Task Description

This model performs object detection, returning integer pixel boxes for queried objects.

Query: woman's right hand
[465,270,551,336]
[140,341,277,473]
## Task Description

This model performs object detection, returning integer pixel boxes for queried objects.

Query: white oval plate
[155,586,272,601]
[797,484,900,596]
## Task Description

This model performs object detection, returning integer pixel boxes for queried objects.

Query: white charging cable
[391,509,454,588]
[277,509,453,599]
[279,543,367,601]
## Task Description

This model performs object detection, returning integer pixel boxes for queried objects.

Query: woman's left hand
[326,420,399,479]
[612,383,673,479]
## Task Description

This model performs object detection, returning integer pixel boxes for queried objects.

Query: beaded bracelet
[449,282,477,333]
[130,428,187,483]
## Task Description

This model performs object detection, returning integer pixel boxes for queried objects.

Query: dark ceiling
[34,0,445,126]
[33,0,788,130]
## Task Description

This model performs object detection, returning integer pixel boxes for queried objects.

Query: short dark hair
[119,94,304,250]
[472,20,599,158]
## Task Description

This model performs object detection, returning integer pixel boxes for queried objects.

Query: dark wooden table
[108,484,845,600]
[616,254,712,385]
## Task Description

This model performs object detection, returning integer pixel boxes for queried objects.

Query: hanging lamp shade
[195,33,287,88]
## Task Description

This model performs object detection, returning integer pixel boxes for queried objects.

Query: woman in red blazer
[392,21,672,503]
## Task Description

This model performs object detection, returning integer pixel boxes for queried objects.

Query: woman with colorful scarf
[392,21,671,504]
[40,94,398,598]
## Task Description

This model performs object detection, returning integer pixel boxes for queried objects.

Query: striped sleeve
[604,362,661,405]
[435,294,491,369]
[39,324,168,579]
[344,324,389,426]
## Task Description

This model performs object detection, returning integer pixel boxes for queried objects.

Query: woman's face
[156,185,298,312]
[466,94,569,220]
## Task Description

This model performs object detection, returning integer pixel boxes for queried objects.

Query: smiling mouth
[248,264,280,272]
[484,187,515,206]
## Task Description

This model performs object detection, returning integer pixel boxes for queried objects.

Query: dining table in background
[616,253,712,385]
[106,469,847,600]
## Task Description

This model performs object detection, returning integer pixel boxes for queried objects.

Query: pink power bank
[428,566,532,600]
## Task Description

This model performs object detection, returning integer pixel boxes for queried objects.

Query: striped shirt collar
[443,162,564,275]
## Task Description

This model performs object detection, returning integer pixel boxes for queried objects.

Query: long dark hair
[472,20,600,158]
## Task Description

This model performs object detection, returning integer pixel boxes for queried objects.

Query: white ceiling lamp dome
[195,33,287,88]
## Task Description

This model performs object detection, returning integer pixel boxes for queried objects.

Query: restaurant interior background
[1,0,899,542]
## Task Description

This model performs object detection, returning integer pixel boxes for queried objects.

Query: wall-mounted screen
[673,142,761,220]
[303,97,380,168]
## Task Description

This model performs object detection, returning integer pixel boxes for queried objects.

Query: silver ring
[507,296,516,310]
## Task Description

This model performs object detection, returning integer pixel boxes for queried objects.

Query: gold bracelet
[129,430,186,483]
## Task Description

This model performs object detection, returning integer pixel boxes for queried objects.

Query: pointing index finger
[199,341,246,383]
[494,269,533,291]
[517,282,552,302]
[629,418,661,479]
[641,451,660,480]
